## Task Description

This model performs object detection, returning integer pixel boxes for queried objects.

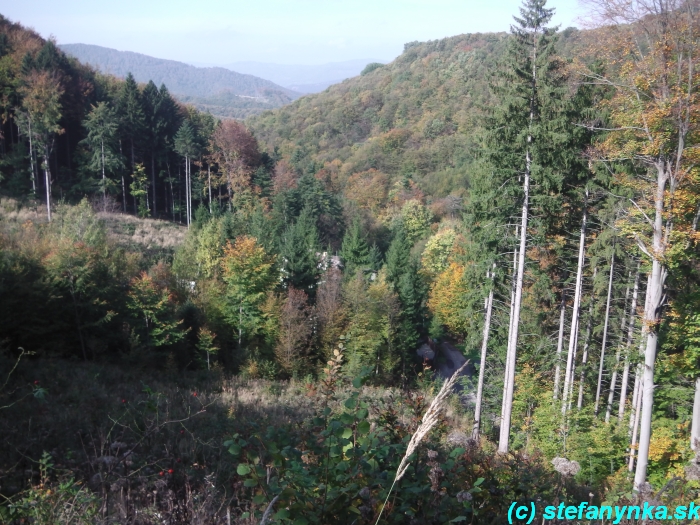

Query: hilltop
[60,43,303,118]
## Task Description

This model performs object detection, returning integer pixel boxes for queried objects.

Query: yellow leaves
[220,235,277,323]
[344,169,389,214]
[421,228,457,280]
[221,235,275,288]
[427,262,468,335]
[648,429,683,463]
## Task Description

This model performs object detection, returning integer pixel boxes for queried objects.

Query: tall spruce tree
[340,219,370,275]
[385,225,411,289]
[81,101,123,206]
[481,0,570,453]
[117,73,145,213]
[142,80,164,216]
[279,207,320,294]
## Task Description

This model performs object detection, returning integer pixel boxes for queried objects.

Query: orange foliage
[344,169,390,213]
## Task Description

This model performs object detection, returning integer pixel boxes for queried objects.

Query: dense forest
[1,0,700,522]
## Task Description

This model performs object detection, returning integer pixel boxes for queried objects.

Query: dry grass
[0,358,320,523]
[0,197,188,262]
[0,357,458,523]
[98,212,187,252]
[0,197,48,227]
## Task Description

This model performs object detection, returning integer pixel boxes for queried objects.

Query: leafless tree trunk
[606,279,631,423]
[43,148,52,222]
[691,377,700,452]
[629,367,640,433]
[185,156,191,228]
[553,293,567,400]
[119,140,126,213]
[28,117,36,194]
[628,373,644,471]
[618,266,640,422]
[151,154,156,215]
[208,165,212,213]
[562,190,588,415]
[634,164,673,490]
[577,268,597,409]
[498,151,530,453]
[473,267,495,440]
[690,201,700,452]
[595,252,615,415]
[501,226,519,425]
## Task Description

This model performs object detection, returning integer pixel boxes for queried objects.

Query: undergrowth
[0,351,697,524]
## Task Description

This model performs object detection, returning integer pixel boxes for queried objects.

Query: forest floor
[0,355,472,523]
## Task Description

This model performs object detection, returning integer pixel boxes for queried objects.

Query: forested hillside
[61,43,301,118]
[249,33,507,200]
[248,28,584,199]
[225,58,386,93]
[2,0,700,523]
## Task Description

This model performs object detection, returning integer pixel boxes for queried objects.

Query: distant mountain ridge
[60,43,303,119]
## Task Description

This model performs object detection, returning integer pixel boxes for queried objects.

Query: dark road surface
[434,342,475,404]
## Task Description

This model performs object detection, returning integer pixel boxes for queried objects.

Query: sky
[3,0,586,65]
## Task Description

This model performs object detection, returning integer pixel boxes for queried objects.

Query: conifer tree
[174,121,198,228]
[117,73,145,213]
[279,207,320,294]
[385,225,411,288]
[142,80,164,216]
[81,101,123,207]
[483,0,568,453]
[340,219,370,275]
[117,73,145,174]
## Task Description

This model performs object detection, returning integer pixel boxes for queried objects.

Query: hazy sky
[4,0,586,65]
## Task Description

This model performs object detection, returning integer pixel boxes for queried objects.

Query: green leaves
[236,464,251,476]
[357,420,371,435]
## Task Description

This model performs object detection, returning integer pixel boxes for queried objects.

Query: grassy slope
[0,197,186,246]
[0,355,467,522]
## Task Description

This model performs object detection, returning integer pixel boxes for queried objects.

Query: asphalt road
[435,341,475,403]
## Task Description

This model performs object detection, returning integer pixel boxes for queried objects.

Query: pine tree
[117,73,145,213]
[279,207,320,294]
[481,0,569,453]
[81,101,123,207]
[340,219,370,275]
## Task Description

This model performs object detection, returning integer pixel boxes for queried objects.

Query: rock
[552,457,581,477]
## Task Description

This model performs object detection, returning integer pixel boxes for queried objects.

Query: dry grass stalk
[375,359,470,524]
